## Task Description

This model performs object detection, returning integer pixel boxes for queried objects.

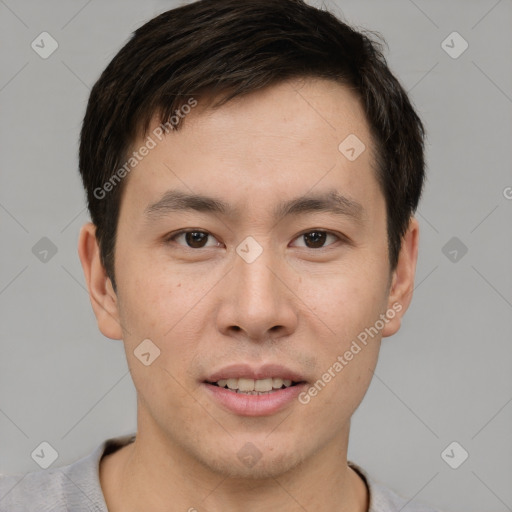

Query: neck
[100,419,368,512]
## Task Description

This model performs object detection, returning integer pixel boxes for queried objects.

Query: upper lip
[205,364,306,383]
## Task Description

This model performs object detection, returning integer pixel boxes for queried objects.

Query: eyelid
[165,229,222,248]
[165,228,348,249]
[289,229,345,248]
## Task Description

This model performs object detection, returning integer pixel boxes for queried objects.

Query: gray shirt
[0,433,441,511]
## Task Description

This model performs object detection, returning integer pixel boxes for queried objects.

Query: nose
[216,242,299,343]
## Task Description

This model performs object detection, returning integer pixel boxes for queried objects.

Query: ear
[77,222,123,340]
[381,216,420,338]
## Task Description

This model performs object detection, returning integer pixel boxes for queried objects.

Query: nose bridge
[237,241,277,303]
[218,235,297,340]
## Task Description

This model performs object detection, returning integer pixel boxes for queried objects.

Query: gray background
[0,1,511,511]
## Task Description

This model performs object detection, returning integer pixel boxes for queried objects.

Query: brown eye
[293,230,340,249]
[303,231,327,248]
[168,230,219,249]
[184,231,209,248]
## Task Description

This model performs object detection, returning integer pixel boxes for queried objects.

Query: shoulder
[0,468,69,512]
[348,461,443,512]
[0,434,135,512]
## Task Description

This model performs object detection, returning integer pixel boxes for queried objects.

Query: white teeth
[272,378,283,389]
[237,378,254,392]
[226,378,238,390]
[214,377,295,392]
[254,378,273,392]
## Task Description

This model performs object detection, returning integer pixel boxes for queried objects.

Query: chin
[194,440,308,480]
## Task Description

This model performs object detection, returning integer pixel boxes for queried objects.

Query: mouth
[204,377,305,395]
[202,365,308,416]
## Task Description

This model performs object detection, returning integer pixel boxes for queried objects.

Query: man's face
[91,78,411,478]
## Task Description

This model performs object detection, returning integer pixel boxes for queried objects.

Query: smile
[207,377,300,394]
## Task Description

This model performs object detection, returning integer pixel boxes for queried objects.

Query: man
[0,0,442,510]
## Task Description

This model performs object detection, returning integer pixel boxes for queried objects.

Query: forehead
[119,78,381,221]
[167,78,372,157]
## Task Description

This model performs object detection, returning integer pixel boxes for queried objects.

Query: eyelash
[165,229,346,250]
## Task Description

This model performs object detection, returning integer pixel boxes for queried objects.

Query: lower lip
[203,382,307,417]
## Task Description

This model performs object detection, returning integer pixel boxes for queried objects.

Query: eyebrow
[144,188,365,223]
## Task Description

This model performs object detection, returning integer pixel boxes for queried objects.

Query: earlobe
[381,217,420,338]
[77,222,123,340]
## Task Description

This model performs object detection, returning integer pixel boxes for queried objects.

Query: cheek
[297,278,383,431]
[117,252,199,332]
[114,259,201,378]
[296,258,388,401]
[302,260,390,342]
[117,270,206,420]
